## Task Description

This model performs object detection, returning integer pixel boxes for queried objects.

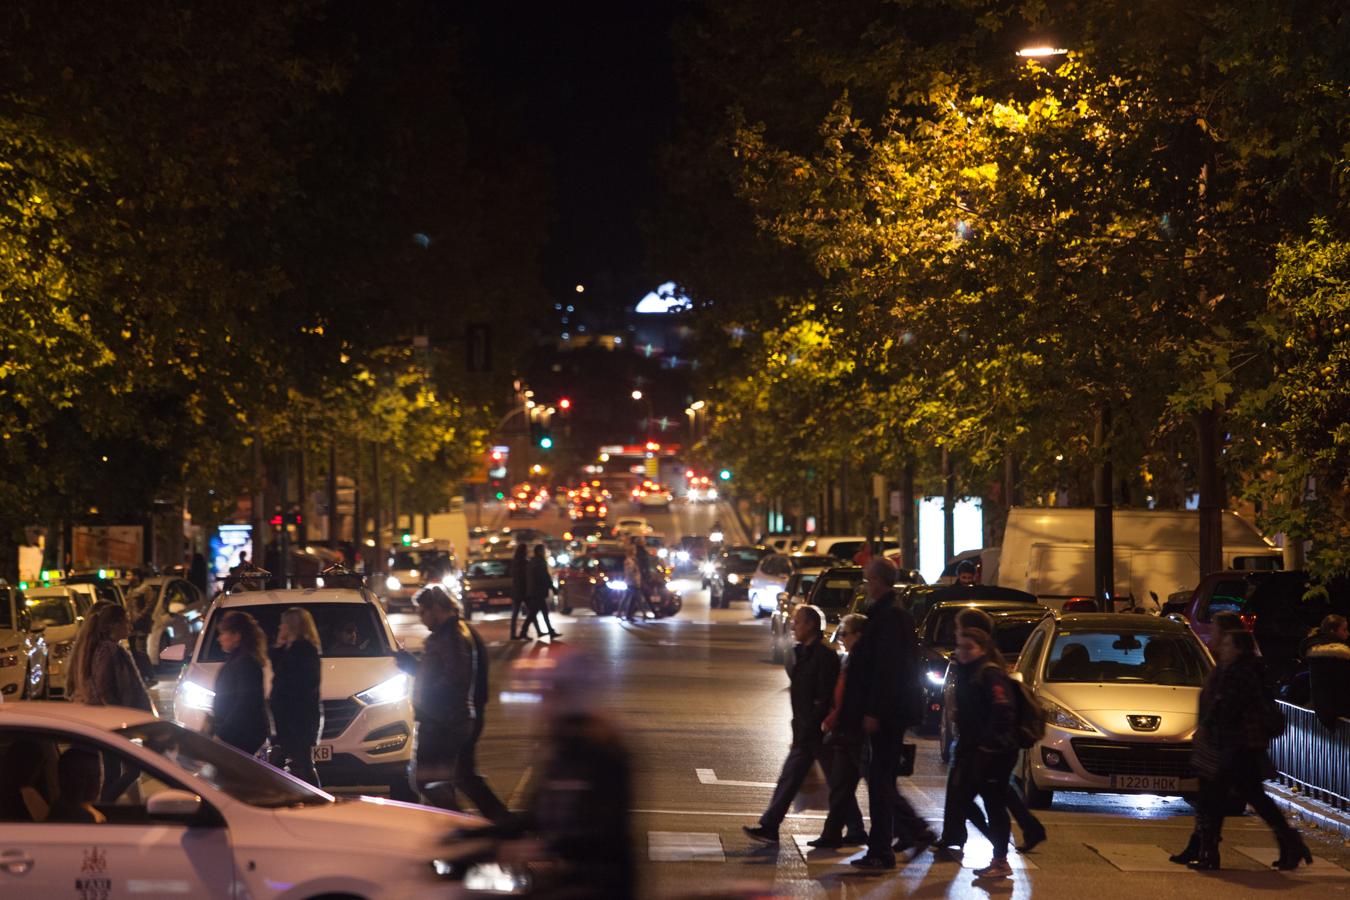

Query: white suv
[174,588,416,798]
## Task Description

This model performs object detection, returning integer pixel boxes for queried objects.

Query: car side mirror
[159,643,187,663]
[147,790,202,820]
[1009,671,1025,683]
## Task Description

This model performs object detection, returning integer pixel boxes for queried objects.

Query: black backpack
[982,662,1045,749]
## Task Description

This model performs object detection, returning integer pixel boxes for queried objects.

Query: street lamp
[1016,45,1069,58]
[631,390,654,434]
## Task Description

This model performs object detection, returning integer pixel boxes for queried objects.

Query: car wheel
[1021,754,1054,809]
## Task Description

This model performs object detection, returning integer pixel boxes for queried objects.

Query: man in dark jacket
[454,620,510,820]
[742,605,840,844]
[1307,614,1350,727]
[397,585,477,810]
[838,557,933,869]
[510,543,530,639]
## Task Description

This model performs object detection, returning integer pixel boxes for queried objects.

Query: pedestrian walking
[209,610,271,756]
[527,544,561,639]
[456,618,510,821]
[632,539,657,619]
[620,544,642,622]
[743,605,841,845]
[397,585,478,810]
[68,603,154,712]
[269,607,323,786]
[809,612,868,848]
[1181,629,1311,871]
[838,557,933,870]
[941,624,1020,878]
[510,543,531,640]
[935,608,1045,854]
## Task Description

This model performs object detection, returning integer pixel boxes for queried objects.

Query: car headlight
[441,574,461,591]
[1040,697,1098,733]
[701,562,717,576]
[556,552,571,566]
[657,548,669,559]
[726,573,740,585]
[179,680,216,712]
[926,669,947,686]
[385,575,402,592]
[709,531,724,543]
[356,674,410,706]
[431,859,531,893]
[708,488,718,500]
[607,580,628,592]
[675,551,690,563]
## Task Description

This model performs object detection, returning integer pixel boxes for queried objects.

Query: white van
[997,507,1282,609]
[174,587,415,798]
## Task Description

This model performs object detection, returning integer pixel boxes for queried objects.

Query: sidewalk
[1268,781,1350,843]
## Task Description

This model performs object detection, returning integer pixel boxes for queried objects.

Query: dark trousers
[943,751,1042,849]
[970,750,1017,860]
[819,737,866,839]
[272,735,320,787]
[453,722,509,822]
[1199,756,1291,844]
[865,724,927,861]
[414,719,474,811]
[510,596,529,637]
[523,599,556,636]
[760,740,830,830]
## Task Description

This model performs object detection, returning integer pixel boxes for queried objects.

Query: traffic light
[719,468,733,481]
[539,434,554,450]
[400,532,412,546]
[558,397,572,411]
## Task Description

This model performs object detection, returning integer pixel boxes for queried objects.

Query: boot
[1187,827,1220,871]
[1273,827,1312,871]
[1168,831,1201,865]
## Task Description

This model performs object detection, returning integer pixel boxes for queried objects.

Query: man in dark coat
[742,605,840,843]
[397,585,477,810]
[1307,614,1350,727]
[454,619,509,820]
[838,557,933,869]
[510,543,531,639]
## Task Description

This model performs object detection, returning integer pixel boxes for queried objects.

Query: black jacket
[84,640,153,711]
[269,640,322,744]
[469,623,490,734]
[788,639,840,745]
[212,651,270,754]
[511,552,529,601]
[405,618,475,726]
[838,591,919,730]
[953,659,1017,757]
[1307,640,1350,728]
[527,556,555,603]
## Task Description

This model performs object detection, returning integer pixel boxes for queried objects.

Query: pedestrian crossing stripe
[1234,846,1350,877]
[648,831,725,862]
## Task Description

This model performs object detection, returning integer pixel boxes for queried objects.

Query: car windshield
[811,576,862,612]
[721,548,767,568]
[1045,630,1211,685]
[28,596,74,627]
[391,550,448,571]
[200,602,389,660]
[118,721,331,809]
[467,560,510,579]
[793,574,820,597]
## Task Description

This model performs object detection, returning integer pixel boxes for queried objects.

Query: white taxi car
[18,587,83,699]
[0,702,480,898]
[1014,611,1213,808]
[175,588,417,798]
[0,582,47,700]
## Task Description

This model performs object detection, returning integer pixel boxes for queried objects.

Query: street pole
[327,439,338,551]
[901,461,918,570]
[372,443,382,574]
[1093,404,1115,611]
[942,449,955,562]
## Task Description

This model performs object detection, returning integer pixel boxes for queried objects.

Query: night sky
[464,2,681,313]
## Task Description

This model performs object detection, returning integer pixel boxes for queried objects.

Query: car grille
[1070,739,1195,778]
[322,699,361,740]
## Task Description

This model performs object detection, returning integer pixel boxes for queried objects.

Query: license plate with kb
[1111,774,1179,791]
[312,745,333,763]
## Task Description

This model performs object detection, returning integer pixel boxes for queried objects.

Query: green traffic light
[719,469,732,481]
[539,436,554,449]
[401,533,412,546]
[496,491,506,500]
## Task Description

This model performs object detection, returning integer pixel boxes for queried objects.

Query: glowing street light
[1016,45,1069,58]
[575,284,585,293]
[689,400,706,411]
[631,390,643,400]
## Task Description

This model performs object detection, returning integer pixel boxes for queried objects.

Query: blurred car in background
[768,566,832,663]
[459,555,517,616]
[747,553,835,618]
[704,546,772,609]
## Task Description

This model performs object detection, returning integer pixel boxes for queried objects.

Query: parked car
[765,535,804,553]
[768,566,832,663]
[63,571,127,609]
[1013,611,1214,808]
[176,586,416,798]
[124,576,208,667]
[0,581,48,700]
[459,555,517,616]
[0,703,471,897]
[704,546,772,609]
[747,553,834,618]
[798,535,899,561]
[18,587,84,699]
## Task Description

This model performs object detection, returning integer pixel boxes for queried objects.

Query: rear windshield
[391,551,449,571]
[721,548,768,566]
[1045,631,1210,685]
[467,560,510,579]
[792,555,835,569]
[201,603,389,661]
[1201,579,1249,621]
[811,576,862,612]
[28,596,74,628]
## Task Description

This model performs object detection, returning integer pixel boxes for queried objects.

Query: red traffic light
[490,450,504,462]
[559,397,572,410]
[645,440,661,452]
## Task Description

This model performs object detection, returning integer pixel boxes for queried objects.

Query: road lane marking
[696,768,778,789]
[1086,843,1179,872]
[648,831,726,862]
[1234,846,1350,876]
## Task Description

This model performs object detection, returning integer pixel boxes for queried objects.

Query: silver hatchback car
[1013,612,1214,808]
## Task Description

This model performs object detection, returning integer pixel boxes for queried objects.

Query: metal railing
[1269,700,1350,810]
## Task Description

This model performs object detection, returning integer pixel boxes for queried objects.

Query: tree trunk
[327,439,338,550]
[1196,406,1224,578]
[277,452,291,587]
[297,446,308,547]
[1004,452,1022,508]
[372,443,383,573]
[900,461,917,570]
[252,439,266,567]
[1094,404,1115,611]
[942,449,955,562]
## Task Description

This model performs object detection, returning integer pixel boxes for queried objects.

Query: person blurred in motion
[811,612,868,848]
[527,544,561,639]
[1184,629,1311,871]
[68,603,154,713]
[510,542,531,640]
[632,538,658,618]
[743,605,840,845]
[455,614,510,821]
[450,649,635,899]
[269,607,323,786]
[841,557,933,870]
[620,543,642,622]
[396,586,477,810]
[209,610,271,756]
[941,624,1019,879]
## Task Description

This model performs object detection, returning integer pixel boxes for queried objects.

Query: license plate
[1111,774,1181,792]
[312,745,333,763]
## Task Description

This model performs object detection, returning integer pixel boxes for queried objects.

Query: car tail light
[1062,597,1097,612]
[1240,613,1257,631]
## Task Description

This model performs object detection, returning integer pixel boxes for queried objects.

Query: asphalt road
[161,500,1350,898]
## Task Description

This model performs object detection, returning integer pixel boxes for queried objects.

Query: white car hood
[1041,682,1201,739]
[272,796,481,854]
[185,657,402,700]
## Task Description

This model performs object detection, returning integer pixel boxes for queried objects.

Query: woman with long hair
[68,603,153,712]
[269,608,324,785]
[210,610,271,755]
